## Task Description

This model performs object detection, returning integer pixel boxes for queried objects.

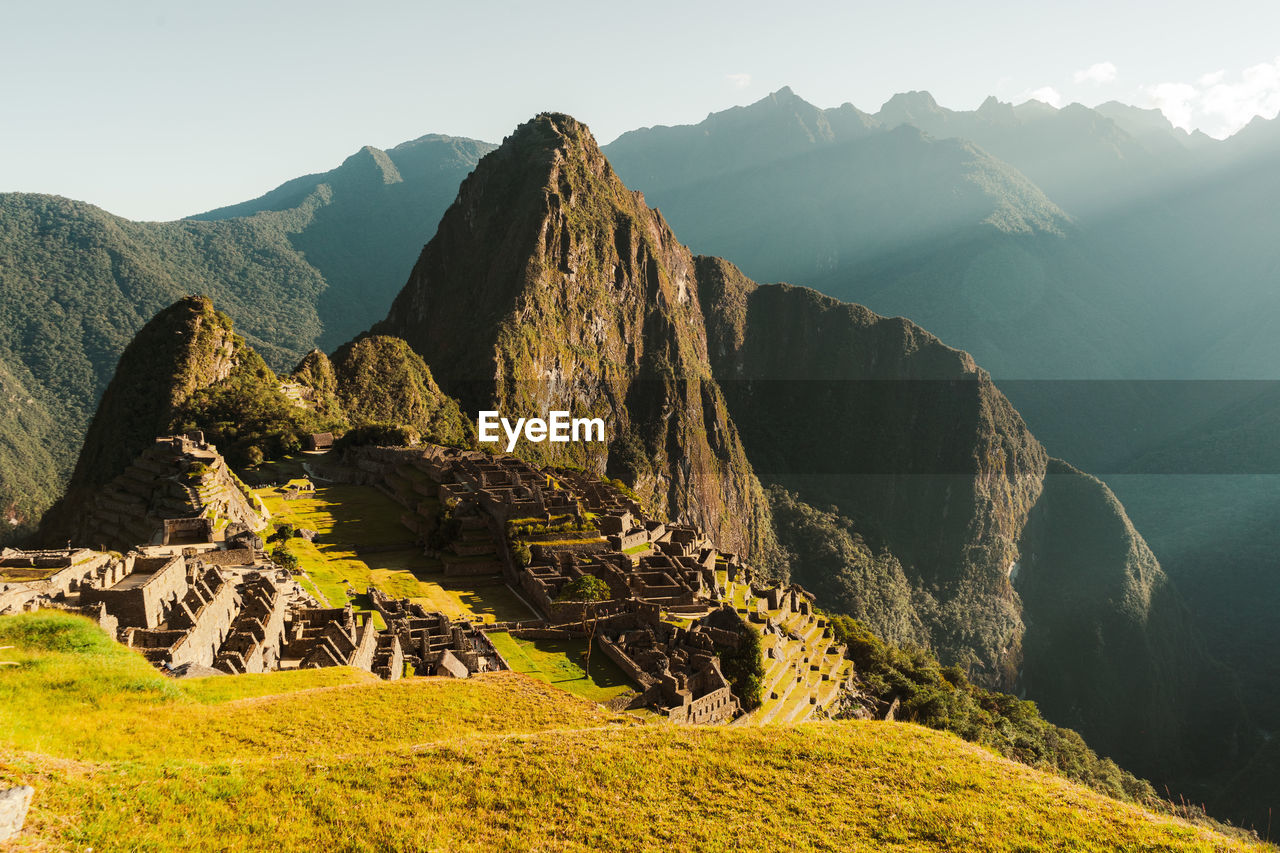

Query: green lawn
[261,484,415,548]
[487,632,636,703]
[258,484,534,625]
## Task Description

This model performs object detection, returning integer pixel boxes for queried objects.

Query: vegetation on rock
[331,335,470,446]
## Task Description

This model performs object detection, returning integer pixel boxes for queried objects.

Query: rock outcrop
[698,257,1046,685]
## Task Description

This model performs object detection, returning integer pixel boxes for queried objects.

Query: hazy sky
[4,0,1279,221]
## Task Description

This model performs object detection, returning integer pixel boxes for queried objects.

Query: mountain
[605,90,1160,381]
[0,137,489,543]
[373,114,780,562]
[192,134,496,351]
[36,296,248,542]
[690,256,1233,791]
[871,91,1205,215]
[363,113,1238,810]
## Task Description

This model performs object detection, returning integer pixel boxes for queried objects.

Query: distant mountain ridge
[192,134,497,351]
[0,136,489,542]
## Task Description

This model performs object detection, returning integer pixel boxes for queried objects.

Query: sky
[3,0,1279,221]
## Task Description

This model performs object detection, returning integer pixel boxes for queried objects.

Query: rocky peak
[333,145,403,187]
[374,113,778,561]
[877,90,946,126]
[67,296,240,491]
[976,95,1018,125]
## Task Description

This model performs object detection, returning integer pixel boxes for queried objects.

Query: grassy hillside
[0,612,1265,851]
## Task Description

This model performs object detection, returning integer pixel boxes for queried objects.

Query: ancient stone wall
[81,554,186,629]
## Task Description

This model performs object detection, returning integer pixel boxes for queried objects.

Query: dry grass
[1,611,1268,852]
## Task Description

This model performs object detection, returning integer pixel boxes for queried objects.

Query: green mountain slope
[0,354,60,537]
[193,134,496,350]
[0,137,489,540]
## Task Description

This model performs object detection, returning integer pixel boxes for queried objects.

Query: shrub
[270,543,298,572]
[556,574,609,603]
[511,540,532,568]
[719,620,765,711]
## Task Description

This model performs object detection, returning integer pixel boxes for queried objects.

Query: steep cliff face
[1016,459,1245,792]
[695,252,1230,800]
[698,257,1047,683]
[374,114,777,562]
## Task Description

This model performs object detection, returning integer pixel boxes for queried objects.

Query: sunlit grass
[258,484,534,623]
[0,612,1265,852]
[487,632,635,704]
[0,612,619,763]
[4,721,1263,852]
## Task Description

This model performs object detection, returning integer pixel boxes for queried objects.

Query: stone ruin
[5,435,852,725]
[69,434,270,552]
[282,604,380,673]
[341,443,855,723]
[598,606,745,724]
[367,587,504,678]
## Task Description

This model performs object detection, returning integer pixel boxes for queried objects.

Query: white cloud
[725,73,751,89]
[1144,82,1199,130]
[1027,86,1064,108]
[1202,59,1280,135]
[1142,58,1280,137]
[1073,61,1118,85]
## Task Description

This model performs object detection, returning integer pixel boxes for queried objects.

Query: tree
[270,542,299,573]
[719,621,765,711]
[556,573,610,678]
